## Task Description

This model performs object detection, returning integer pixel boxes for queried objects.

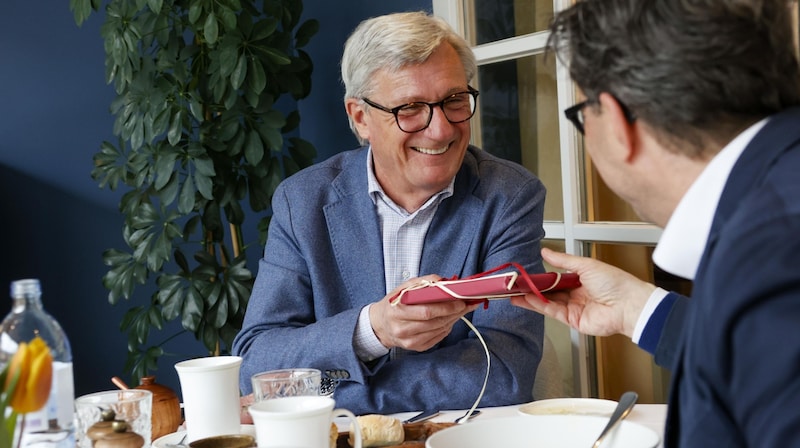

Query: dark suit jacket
[232,146,546,414]
[644,107,800,446]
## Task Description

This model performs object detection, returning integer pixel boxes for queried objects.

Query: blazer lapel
[324,151,387,305]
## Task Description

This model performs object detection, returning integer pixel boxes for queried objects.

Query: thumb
[541,247,583,273]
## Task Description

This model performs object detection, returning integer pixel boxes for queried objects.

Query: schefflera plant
[70,0,319,382]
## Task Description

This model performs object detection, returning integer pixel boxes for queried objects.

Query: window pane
[464,0,554,45]
[473,54,564,221]
[541,240,574,397]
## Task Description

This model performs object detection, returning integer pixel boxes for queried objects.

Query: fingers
[541,247,584,273]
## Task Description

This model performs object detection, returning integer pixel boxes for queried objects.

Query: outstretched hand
[510,248,656,338]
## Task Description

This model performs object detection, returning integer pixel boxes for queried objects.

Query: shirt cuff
[353,304,390,361]
[631,287,669,344]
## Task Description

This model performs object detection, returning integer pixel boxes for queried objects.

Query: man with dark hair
[512,0,800,446]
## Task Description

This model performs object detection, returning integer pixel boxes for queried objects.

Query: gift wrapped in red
[391,262,580,307]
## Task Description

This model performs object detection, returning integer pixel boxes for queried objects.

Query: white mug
[175,356,243,443]
[248,396,362,448]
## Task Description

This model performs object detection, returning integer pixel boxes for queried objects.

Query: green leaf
[244,129,264,165]
[147,0,163,14]
[188,2,202,24]
[204,13,219,44]
[154,150,178,190]
[295,19,319,48]
[261,47,291,65]
[248,58,267,94]
[70,0,94,27]
[179,174,196,214]
[183,284,205,331]
[251,18,278,41]
[231,53,247,90]
[195,171,214,200]
[168,109,183,146]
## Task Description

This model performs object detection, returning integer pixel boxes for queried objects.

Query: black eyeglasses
[362,87,479,133]
[564,97,636,135]
[564,100,590,135]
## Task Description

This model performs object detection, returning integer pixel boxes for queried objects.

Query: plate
[518,398,617,417]
[425,415,659,448]
[153,425,255,448]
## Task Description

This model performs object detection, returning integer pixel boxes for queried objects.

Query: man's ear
[598,92,638,162]
[345,99,370,142]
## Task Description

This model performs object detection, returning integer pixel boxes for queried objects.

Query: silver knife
[403,409,441,424]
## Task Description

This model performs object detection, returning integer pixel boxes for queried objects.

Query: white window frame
[433,0,663,397]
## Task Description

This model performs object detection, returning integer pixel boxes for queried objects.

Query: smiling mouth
[413,144,449,155]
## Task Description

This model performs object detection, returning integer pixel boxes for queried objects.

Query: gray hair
[548,0,800,157]
[341,11,477,144]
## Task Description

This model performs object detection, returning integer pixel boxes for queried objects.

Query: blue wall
[0,0,430,397]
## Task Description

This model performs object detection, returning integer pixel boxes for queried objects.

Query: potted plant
[70,0,318,382]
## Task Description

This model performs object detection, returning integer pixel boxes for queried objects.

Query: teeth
[414,145,448,155]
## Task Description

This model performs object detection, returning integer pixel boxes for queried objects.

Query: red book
[392,262,580,306]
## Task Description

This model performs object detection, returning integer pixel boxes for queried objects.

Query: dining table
[336,402,669,447]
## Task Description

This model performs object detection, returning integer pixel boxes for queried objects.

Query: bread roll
[331,422,338,448]
[349,414,404,447]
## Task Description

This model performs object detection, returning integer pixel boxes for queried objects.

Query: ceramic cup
[175,356,243,443]
[74,389,153,448]
[248,396,362,448]
[250,368,321,402]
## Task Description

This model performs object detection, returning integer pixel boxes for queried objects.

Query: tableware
[75,389,153,448]
[518,398,618,417]
[175,356,243,443]
[403,409,441,424]
[188,434,255,448]
[454,409,481,424]
[112,375,182,440]
[592,391,638,448]
[425,415,659,448]
[248,396,362,448]
[154,426,256,448]
[250,368,321,401]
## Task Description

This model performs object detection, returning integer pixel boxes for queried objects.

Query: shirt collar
[652,118,769,279]
[366,146,455,213]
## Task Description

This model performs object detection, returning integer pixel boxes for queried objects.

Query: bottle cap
[10,279,41,297]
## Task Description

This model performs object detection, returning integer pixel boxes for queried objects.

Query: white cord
[458,315,490,424]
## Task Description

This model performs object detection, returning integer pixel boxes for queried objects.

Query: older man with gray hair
[234,11,547,415]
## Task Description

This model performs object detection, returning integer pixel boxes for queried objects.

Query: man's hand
[240,393,254,424]
[370,275,481,352]
[509,248,656,338]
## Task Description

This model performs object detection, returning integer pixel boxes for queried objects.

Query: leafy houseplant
[70,0,318,382]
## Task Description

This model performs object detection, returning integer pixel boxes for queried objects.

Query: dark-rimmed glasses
[564,100,591,135]
[362,87,479,133]
[564,97,636,135]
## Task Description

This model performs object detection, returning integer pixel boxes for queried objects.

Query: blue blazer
[232,146,546,414]
[644,107,800,446]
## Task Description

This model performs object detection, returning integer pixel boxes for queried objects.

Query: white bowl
[425,415,660,448]
[518,398,617,417]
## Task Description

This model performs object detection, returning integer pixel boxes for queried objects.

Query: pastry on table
[349,414,405,447]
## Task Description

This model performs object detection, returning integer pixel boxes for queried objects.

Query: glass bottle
[0,279,75,447]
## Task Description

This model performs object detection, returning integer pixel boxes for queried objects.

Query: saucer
[153,425,255,448]
[518,398,617,417]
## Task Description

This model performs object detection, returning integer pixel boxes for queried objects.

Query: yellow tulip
[4,337,52,413]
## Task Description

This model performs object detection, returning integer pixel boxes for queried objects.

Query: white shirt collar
[652,118,769,279]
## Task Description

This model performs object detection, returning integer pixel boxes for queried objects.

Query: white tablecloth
[381,403,668,447]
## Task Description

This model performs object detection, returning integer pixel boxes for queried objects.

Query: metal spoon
[591,391,638,448]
